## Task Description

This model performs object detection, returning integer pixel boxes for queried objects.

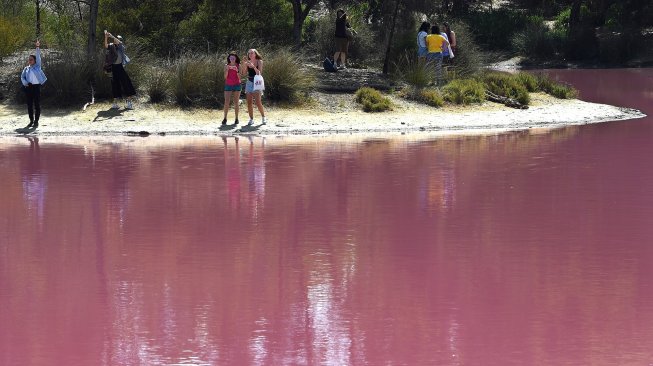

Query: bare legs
[333,51,347,67]
[246,91,265,124]
[223,90,241,124]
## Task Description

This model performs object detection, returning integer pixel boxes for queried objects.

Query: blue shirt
[21,48,47,86]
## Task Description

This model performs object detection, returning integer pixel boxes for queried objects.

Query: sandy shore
[0,92,645,139]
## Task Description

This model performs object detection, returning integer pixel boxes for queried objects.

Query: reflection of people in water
[419,167,456,213]
[21,137,47,225]
[107,146,132,228]
[222,135,267,220]
[222,136,242,213]
[246,135,266,219]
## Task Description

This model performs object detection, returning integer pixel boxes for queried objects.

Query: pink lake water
[1,68,653,365]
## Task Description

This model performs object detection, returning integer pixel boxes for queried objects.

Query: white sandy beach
[0,92,645,139]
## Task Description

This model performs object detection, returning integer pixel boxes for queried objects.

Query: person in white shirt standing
[20,40,48,129]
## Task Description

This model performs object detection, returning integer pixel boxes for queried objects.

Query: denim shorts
[224,84,241,92]
[417,46,428,57]
[245,80,261,94]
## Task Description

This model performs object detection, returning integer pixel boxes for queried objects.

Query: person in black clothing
[333,9,354,69]
[104,30,136,110]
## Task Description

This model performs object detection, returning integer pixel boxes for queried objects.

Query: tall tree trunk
[289,0,318,47]
[382,0,401,75]
[35,0,41,38]
[292,10,303,47]
[87,0,99,61]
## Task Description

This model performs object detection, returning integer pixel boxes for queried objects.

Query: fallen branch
[485,91,528,109]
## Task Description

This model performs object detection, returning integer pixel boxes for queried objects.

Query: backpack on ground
[323,58,338,72]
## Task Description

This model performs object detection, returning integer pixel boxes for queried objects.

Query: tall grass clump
[171,53,224,106]
[481,71,530,105]
[442,79,485,105]
[144,67,171,103]
[401,86,444,108]
[355,87,392,112]
[446,21,483,79]
[535,74,578,99]
[514,72,539,92]
[417,88,444,107]
[263,48,315,104]
[395,53,433,89]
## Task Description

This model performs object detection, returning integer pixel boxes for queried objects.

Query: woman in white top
[20,40,48,129]
[416,22,430,62]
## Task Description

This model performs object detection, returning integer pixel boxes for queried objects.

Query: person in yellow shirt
[425,25,450,86]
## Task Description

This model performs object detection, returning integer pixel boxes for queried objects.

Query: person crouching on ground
[21,40,47,129]
[425,25,450,86]
[241,49,266,126]
[104,30,136,110]
[223,52,242,126]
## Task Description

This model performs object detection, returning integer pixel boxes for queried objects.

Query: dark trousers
[111,63,136,99]
[25,84,41,123]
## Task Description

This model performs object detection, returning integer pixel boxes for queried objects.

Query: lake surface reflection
[1,68,653,365]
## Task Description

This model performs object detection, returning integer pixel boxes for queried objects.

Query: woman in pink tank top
[223,52,242,126]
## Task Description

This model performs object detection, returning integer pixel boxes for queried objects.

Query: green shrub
[535,74,578,99]
[394,53,433,88]
[463,9,532,51]
[442,79,485,105]
[355,87,392,112]
[402,87,444,108]
[171,53,224,106]
[482,71,530,105]
[44,56,91,106]
[419,88,444,107]
[514,72,539,92]
[0,17,29,61]
[144,67,170,103]
[263,48,315,103]
[444,21,483,79]
[512,22,566,60]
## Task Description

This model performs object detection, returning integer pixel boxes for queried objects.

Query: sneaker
[126,101,133,110]
[234,119,239,125]
[111,103,119,109]
[261,117,267,125]
[221,118,227,125]
[246,119,254,127]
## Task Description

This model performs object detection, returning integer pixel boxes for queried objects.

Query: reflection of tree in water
[21,137,47,227]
